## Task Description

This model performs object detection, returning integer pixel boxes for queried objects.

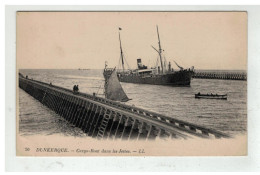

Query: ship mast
[157,25,164,74]
[119,29,125,72]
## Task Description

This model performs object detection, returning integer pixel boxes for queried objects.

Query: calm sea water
[19,69,247,136]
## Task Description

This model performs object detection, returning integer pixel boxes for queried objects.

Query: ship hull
[104,69,194,86]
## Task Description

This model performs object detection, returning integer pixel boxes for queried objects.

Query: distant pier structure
[19,74,229,140]
[193,71,247,81]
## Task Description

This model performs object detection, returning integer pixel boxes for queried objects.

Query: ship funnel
[137,58,147,70]
[137,58,142,68]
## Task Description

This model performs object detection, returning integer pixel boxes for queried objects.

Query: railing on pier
[193,71,247,81]
[19,76,230,140]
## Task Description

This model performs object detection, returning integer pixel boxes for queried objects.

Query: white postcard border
[5,5,260,171]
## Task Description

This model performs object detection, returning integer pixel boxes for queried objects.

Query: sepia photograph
[16,11,247,156]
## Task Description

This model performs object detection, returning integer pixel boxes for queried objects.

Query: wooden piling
[19,76,230,140]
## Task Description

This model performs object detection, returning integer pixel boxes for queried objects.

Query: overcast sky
[17,12,247,70]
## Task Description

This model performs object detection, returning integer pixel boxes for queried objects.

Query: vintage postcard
[16,11,247,156]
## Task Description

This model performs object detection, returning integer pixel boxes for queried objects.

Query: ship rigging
[103,26,195,86]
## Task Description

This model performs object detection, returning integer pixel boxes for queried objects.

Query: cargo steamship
[103,26,194,86]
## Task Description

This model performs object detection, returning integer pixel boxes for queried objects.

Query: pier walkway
[19,76,230,140]
[193,71,247,81]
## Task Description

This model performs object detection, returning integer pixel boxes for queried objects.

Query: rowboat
[195,93,227,100]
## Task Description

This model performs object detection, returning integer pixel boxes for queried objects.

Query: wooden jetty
[19,76,230,140]
[193,71,247,81]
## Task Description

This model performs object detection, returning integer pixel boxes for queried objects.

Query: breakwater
[19,75,230,140]
[193,71,247,81]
